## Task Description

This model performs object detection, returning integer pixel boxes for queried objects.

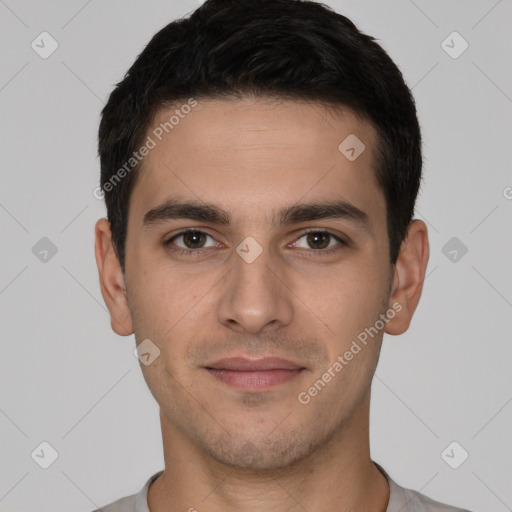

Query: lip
[204,357,306,391]
[206,357,304,371]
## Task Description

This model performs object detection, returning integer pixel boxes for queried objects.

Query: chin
[199,428,324,472]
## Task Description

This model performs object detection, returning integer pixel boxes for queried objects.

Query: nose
[216,241,294,334]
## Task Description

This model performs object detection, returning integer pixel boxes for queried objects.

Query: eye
[165,229,218,253]
[292,230,346,252]
[164,229,347,257]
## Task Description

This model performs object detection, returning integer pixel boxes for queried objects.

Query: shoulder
[377,463,473,512]
[90,492,138,512]
[90,469,163,512]
[397,483,473,512]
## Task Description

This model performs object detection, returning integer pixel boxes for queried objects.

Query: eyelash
[164,228,347,257]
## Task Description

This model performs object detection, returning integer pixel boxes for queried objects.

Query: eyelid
[164,227,348,255]
[290,229,348,251]
[165,228,220,249]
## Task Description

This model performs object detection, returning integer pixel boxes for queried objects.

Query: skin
[95,97,429,512]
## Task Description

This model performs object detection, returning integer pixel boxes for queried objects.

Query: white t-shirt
[92,463,472,512]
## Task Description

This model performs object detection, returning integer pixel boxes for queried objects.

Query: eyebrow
[142,198,371,232]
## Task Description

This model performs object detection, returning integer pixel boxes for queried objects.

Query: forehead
[130,98,384,226]
[149,97,376,156]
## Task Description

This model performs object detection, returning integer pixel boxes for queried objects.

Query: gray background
[1,1,511,511]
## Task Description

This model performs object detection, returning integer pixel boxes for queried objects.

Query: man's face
[122,98,393,469]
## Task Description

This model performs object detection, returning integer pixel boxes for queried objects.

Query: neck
[148,391,389,512]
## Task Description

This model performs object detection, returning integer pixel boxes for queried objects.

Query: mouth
[204,357,306,391]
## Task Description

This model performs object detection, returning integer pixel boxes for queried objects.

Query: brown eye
[181,231,207,249]
[294,231,345,251]
[306,232,330,249]
[165,230,217,252]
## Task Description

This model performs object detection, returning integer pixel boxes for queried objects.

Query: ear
[385,219,429,335]
[94,218,134,336]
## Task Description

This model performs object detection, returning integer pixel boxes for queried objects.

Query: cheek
[305,264,388,337]
[128,264,212,360]
[127,269,178,341]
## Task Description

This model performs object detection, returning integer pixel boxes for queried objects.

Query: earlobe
[94,218,134,336]
[385,220,429,336]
